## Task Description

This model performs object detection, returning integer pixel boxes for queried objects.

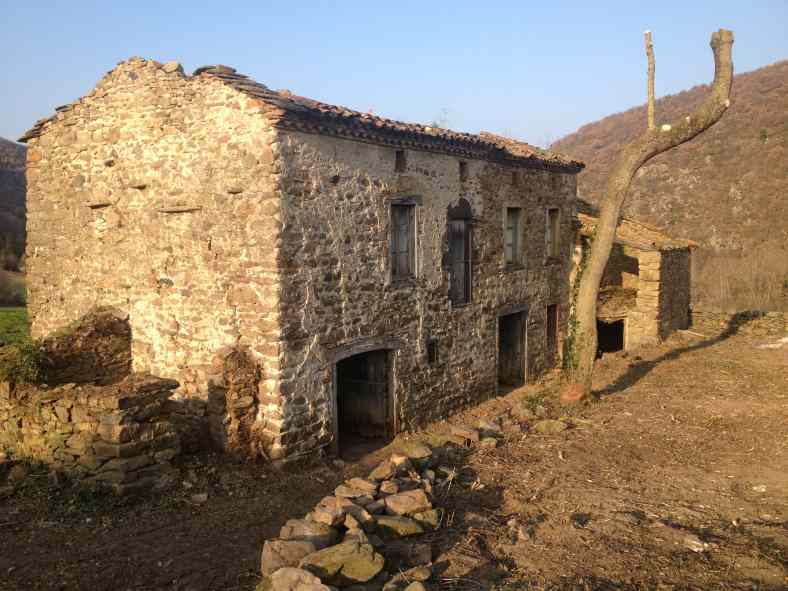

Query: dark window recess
[448,219,471,305]
[546,304,559,351]
[459,161,468,182]
[391,204,416,279]
[547,207,561,258]
[511,170,519,186]
[395,150,407,173]
[505,208,522,265]
[427,338,439,365]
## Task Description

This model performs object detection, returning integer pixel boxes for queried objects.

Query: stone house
[20,57,582,461]
[573,209,696,354]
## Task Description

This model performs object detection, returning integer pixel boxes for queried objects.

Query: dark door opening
[336,350,389,460]
[498,312,526,388]
[597,319,624,356]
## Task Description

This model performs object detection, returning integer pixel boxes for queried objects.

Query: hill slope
[553,60,788,310]
[0,137,26,265]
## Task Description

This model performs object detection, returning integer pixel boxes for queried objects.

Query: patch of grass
[0,307,29,345]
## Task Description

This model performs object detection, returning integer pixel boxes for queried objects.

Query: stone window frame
[503,206,525,270]
[545,206,562,263]
[387,195,422,286]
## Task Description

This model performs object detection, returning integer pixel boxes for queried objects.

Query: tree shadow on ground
[596,311,757,398]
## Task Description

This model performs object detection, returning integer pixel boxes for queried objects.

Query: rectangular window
[547,304,559,352]
[505,208,522,266]
[395,150,407,173]
[546,207,561,258]
[448,219,471,305]
[459,161,468,182]
[427,338,439,365]
[390,204,415,279]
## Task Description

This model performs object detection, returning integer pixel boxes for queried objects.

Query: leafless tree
[561,29,735,403]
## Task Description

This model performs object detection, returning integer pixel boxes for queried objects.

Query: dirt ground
[1,328,786,590]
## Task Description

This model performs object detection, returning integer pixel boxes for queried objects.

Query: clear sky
[1,1,786,146]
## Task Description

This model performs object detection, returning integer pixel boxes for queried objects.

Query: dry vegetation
[2,330,786,590]
[554,60,788,311]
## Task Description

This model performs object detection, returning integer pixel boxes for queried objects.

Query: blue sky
[1,1,786,145]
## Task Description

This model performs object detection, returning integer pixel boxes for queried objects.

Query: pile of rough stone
[259,442,447,591]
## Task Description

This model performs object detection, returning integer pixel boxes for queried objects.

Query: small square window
[459,161,468,182]
[427,338,439,365]
[395,150,407,173]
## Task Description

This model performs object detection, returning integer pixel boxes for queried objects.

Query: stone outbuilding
[20,57,582,462]
[573,209,696,354]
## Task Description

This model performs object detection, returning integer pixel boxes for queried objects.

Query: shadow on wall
[37,306,132,385]
[596,311,760,398]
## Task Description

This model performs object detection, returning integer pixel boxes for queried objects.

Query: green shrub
[0,338,43,383]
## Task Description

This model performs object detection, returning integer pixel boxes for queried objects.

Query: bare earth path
[1,330,786,590]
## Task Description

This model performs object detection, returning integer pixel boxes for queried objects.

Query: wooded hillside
[554,60,788,310]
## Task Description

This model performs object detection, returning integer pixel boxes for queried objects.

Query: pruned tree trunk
[561,29,734,403]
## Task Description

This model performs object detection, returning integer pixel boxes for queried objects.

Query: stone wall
[273,131,575,458]
[659,249,691,338]
[24,58,282,409]
[691,308,787,336]
[0,374,180,493]
[24,56,578,462]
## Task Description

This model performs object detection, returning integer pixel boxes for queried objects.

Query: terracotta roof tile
[19,59,583,173]
[578,212,698,251]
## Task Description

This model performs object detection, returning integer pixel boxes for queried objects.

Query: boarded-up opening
[336,350,389,459]
[498,312,526,387]
[597,320,624,355]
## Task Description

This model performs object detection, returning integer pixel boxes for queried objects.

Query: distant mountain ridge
[553,60,788,253]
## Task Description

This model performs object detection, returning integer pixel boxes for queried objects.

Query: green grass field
[0,307,30,345]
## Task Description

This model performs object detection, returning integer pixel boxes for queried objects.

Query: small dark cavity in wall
[459,161,468,182]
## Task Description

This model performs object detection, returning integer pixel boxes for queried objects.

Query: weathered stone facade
[574,213,694,351]
[22,58,582,461]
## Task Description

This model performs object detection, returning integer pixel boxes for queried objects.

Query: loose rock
[257,567,332,591]
[299,540,385,586]
[280,519,340,549]
[532,419,569,434]
[384,489,432,516]
[261,540,318,575]
[375,515,425,538]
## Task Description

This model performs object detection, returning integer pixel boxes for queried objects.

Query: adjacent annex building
[573,208,696,355]
[21,57,583,461]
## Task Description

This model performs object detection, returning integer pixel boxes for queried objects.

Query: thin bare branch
[645,31,655,129]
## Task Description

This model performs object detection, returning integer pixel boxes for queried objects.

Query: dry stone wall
[0,375,180,493]
[275,131,575,457]
[691,308,787,336]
